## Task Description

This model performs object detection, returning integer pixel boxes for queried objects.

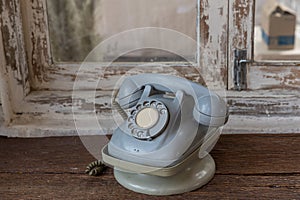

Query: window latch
[234,49,251,91]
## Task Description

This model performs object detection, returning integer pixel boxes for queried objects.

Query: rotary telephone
[101,74,228,195]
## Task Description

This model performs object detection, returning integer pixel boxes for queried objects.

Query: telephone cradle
[102,74,229,195]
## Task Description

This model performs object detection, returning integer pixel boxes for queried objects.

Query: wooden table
[0,134,299,199]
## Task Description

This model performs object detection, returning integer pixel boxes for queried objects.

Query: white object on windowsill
[254,25,300,61]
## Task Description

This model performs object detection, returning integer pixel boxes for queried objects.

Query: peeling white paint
[0,0,30,114]
[1,0,300,137]
[249,66,300,89]
[200,0,228,89]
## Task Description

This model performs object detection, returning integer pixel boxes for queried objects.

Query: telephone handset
[118,73,228,128]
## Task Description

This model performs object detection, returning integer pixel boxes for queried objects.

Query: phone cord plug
[85,160,107,176]
[112,89,128,120]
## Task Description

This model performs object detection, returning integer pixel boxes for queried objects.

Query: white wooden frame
[0,0,299,137]
[228,0,300,90]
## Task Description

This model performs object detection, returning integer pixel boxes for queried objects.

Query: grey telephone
[102,74,229,195]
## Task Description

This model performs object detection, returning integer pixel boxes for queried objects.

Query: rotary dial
[126,100,169,140]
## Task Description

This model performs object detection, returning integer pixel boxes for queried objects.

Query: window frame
[1,0,299,136]
[228,0,300,90]
[0,0,228,135]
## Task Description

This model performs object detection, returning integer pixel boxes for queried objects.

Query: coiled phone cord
[85,160,107,176]
[112,88,128,120]
[86,89,127,176]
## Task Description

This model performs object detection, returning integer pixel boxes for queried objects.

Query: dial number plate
[126,100,169,140]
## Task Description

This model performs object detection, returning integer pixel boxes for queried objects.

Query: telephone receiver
[102,74,229,195]
[118,73,228,127]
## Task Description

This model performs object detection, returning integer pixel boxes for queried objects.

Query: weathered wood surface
[0,134,299,199]
[0,0,31,118]
[248,65,300,90]
[200,0,228,89]
[20,0,51,87]
[18,0,300,92]
[1,0,300,137]
[0,88,298,137]
[228,0,300,90]
[228,0,255,89]
[35,63,207,91]
[15,89,300,117]
[17,0,227,91]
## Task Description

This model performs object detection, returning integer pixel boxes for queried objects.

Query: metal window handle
[234,49,252,91]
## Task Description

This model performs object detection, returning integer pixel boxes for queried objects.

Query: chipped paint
[249,66,300,90]
[20,0,51,88]
[1,0,300,137]
[228,0,300,90]
[20,0,228,91]
[38,63,206,91]
[200,0,228,89]
[228,0,255,89]
[0,0,30,112]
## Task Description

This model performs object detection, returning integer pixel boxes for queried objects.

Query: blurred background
[47,0,197,62]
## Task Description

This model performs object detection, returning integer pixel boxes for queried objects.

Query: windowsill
[254,25,300,61]
[1,89,299,137]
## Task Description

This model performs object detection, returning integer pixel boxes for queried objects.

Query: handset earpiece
[193,94,228,127]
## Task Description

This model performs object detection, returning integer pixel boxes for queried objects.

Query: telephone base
[113,154,215,196]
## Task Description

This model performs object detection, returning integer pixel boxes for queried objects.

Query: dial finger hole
[137,131,144,138]
[131,110,137,115]
[128,116,134,122]
[157,103,163,109]
[160,108,167,114]
[136,104,142,110]
[128,123,134,129]
[131,129,138,135]
[150,101,156,107]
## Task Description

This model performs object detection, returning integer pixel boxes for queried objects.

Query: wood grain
[0,134,299,199]
[20,0,51,87]
[228,0,255,89]
[0,0,30,113]
[0,173,299,200]
[3,89,297,137]
[200,0,228,89]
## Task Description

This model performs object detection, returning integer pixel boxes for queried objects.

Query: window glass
[47,0,197,62]
[255,0,300,60]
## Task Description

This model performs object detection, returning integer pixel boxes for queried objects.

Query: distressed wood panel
[3,115,300,137]
[20,0,51,89]
[20,90,112,117]
[17,89,300,117]
[200,0,228,89]
[36,63,207,91]
[229,0,300,90]
[227,89,300,116]
[0,0,30,111]
[0,22,13,123]
[18,0,228,91]
[0,89,298,137]
[248,65,300,90]
[228,0,255,89]
[1,0,300,137]
[225,115,300,134]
